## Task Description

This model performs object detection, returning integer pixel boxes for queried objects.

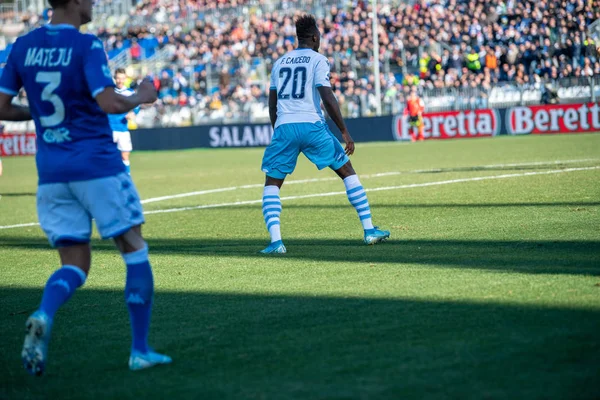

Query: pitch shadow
[1,236,598,276]
[0,288,598,400]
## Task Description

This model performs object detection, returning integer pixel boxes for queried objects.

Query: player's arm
[318,86,354,156]
[84,36,157,115]
[268,62,279,129]
[314,58,354,155]
[0,43,31,122]
[268,89,277,128]
[95,81,156,115]
[0,93,31,121]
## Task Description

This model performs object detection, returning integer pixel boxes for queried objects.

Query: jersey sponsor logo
[506,103,600,135]
[42,127,72,144]
[393,109,499,140]
[209,125,273,147]
[24,47,73,68]
[0,132,36,156]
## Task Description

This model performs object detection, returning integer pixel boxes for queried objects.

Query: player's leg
[261,175,286,253]
[22,183,92,376]
[75,173,170,370]
[417,116,424,141]
[114,131,133,174]
[409,118,417,142]
[114,226,171,371]
[259,124,300,254]
[0,157,3,176]
[40,244,90,318]
[119,132,133,174]
[121,150,131,174]
[333,161,390,244]
[302,124,390,244]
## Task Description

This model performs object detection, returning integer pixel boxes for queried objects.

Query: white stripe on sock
[350,194,368,205]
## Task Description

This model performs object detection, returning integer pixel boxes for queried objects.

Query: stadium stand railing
[124,77,598,128]
[421,77,598,113]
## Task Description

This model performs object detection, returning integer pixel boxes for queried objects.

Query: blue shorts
[36,172,145,247]
[261,122,349,179]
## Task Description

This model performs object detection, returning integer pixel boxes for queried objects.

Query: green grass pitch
[0,134,599,399]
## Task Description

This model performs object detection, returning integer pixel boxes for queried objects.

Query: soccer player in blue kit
[260,15,390,254]
[108,68,139,174]
[0,0,171,374]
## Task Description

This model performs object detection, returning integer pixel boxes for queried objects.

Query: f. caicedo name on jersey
[281,56,311,65]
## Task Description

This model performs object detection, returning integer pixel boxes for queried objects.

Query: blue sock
[123,160,131,175]
[343,175,375,230]
[39,265,86,319]
[123,245,153,354]
[263,185,282,243]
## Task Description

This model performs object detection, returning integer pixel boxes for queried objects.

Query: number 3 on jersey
[278,67,307,100]
[36,71,65,127]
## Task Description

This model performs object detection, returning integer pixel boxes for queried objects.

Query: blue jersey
[108,86,139,132]
[0,24,125,184]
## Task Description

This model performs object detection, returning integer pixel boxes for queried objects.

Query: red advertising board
[0,133,37,156]
[393,109,500,141]
[505,103,600,135]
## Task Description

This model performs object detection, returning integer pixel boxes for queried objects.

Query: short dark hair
[296,14,318,40]
[114,68,127,77]
[48,0,70,9]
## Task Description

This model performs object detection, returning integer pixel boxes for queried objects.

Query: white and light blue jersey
[0,24,123,184]
[269,48,331,129]
[108,87,139,132]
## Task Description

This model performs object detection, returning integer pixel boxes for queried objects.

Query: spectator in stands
[485,47,498,77]
[3,0,586,126]
[541,83,559,104]
[466,47,482,73]
[130,38,141,61]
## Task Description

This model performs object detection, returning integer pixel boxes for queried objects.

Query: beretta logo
[393,109,499,141]
[506,103,600,135]
[0,133,37,156]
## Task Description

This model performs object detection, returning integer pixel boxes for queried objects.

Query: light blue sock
[263,185,282,243]
[123,160,131,175]
[123,245,153,354]
[39,265,86,319]
[344,175,375,230]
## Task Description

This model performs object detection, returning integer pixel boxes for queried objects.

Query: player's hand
[342,131,355,156]
[136,79,158,104]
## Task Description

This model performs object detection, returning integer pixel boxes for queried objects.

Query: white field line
[144,166,600,215]
[0,222,40,230]
[140,158,599,204]
[0,164,598,230]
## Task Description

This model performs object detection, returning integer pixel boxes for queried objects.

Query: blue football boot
[22,311,52,376]
[364,226,391,245]
[129,350,172,371]
[260,240,287,254]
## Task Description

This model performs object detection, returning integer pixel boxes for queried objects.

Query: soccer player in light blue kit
[0,0,171,374]
[260,15,390,254]
[108,68,138,174]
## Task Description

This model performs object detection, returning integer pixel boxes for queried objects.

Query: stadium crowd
[2,0,600,125]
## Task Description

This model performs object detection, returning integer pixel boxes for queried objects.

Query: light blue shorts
[36,172,145,247]
[261,122,349,179]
